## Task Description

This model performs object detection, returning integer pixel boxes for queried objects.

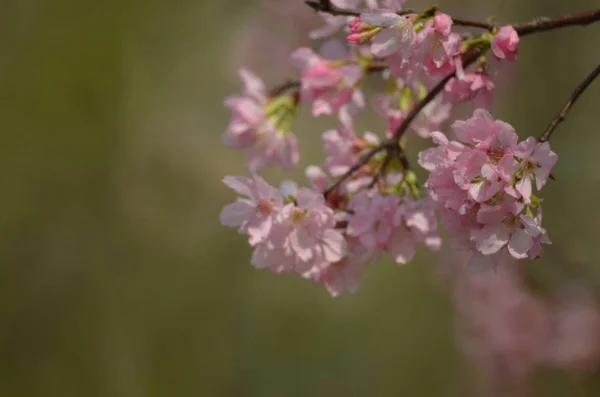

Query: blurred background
[1,0,599,396]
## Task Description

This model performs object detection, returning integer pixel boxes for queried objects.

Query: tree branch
[293,4,600,196]
[451,18,494,31]
[304,1,600,36]
[515,9,600,36]
[322,49,480,198]
[323,144,387,198]
[540,61,600,142]
[268,80,301,97]
[304,0,414,17]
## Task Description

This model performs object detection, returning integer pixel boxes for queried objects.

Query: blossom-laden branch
[305,0,600,35]
[323,48,481,199]
[540,61,600,143]
[221,2,596,298]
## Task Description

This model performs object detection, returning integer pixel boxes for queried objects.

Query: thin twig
[304,0,414,17]
[515,9,600,36]
[451,18,494,31]
[368,146,397,189]
[323,144,388,199]
[268,80,301,97]
[297,4,600,196]
[540,61,600,142]
[305,0,600,37]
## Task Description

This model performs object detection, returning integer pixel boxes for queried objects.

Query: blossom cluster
[220,0,558,297]
[419,109,557,263]
[221,171,441,297]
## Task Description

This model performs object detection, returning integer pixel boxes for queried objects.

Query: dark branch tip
[304,0,329,12]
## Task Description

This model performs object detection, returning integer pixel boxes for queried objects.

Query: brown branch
[367,145,404,189]
[305,0,600,37]
[304,0,414,17]
[295,4,600,196]
[269,80,301,97]
[323,144,387,199]
[451,18,494,31]
[540,61,600,142]
[515,9,600,36]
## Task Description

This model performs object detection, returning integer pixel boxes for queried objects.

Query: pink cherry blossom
[357,11,415,58]
[220,175,283,246]
[498,137,557,203]
[223,69,299,172]
[322,126,380,179]
[269,188,347,274]
[311,0,404,40]
[347,191,399,253]
[491,25,520,61]
[305,165,330,192]
[291,41,365,127]
[445,72,495,110]
[474,201,548,259]
[388,197,442,264]
[222,69,266,149]
[419,110,555,260]
[424,31,463,76]
[305,237,372,297]
[451,108,518,159]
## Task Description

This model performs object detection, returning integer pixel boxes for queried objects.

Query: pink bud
[347,32,369,45]
[349,17,364,33]
[491,25,519,61]
[433,13,453,37]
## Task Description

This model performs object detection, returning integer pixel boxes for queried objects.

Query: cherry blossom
[223,69,299,171]
[291,40,365,127]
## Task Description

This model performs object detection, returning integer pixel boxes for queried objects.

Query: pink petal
[515,176,532,203]
[239,69,266,102]
[361,12,405,28]
[475,224,509,255]
[222,176,253,197]
[220,200,254,227]
[507,229,533,259]
[320,39,348,61]
[387,228,416,264]
[290,227,315,262]
[290,47,319,69]
[430,131,449,145]
[247,215,273,246]
[321,229,347,262]
[371,27,402,57]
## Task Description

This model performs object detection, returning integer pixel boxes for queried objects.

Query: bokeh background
[1,0,599,396]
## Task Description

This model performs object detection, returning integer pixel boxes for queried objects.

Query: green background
[0,0,599,395]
